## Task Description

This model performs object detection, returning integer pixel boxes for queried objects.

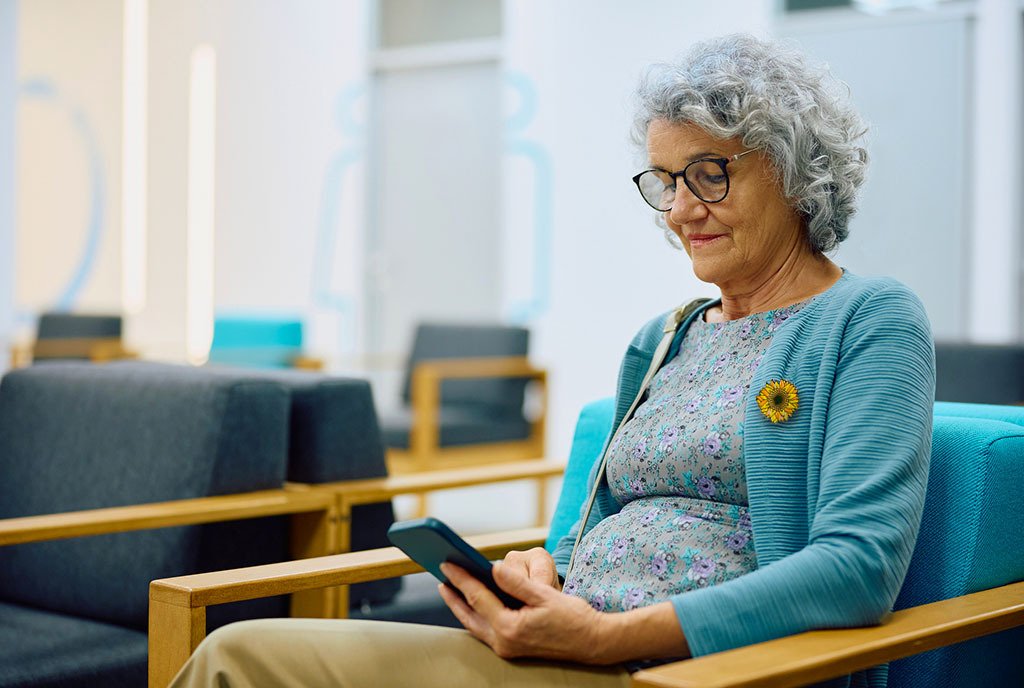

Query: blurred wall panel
[0,0,15,357]
[15,0,123,316]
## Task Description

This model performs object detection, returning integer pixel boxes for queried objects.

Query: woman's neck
[706,250,842,323]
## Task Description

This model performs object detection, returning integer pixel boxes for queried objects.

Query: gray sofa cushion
[0,601,147,688]
[380,406,532,449]
[0,362,290,630]
[203,366,401,607]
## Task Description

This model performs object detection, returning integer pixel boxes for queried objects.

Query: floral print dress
[563,300,810,613]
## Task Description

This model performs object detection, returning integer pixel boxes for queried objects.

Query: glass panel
[785,0,851,11]
[379,0,501,48]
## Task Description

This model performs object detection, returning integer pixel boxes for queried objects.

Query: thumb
[493,561,555,607]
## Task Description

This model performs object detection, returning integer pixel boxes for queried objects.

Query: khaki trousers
[170,618,634,688]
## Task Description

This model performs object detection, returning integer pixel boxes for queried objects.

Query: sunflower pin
[756,379,799,424]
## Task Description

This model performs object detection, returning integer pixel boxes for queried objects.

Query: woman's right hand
[502,548,561,591]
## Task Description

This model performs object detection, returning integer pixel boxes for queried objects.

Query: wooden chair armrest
[413,356,546,381]
[9,341,32,368]
[310,459,564,506]
[632,580,1024,688]
[291,354,325,371]
[151,526,548,609]
[148,527,548,686]
[409,357,548,457]
[0,489,334,546]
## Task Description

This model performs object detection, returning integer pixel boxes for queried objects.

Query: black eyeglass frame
[632,149,756,210]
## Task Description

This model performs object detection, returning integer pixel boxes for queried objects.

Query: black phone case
[387,517,524,609]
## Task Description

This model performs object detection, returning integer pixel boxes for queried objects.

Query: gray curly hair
[633,34,868,253]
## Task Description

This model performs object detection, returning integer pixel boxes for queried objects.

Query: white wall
[502,1,773,461]
[16,0,123,322]
[0,0,15,355]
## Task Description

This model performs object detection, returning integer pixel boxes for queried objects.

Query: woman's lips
[687,234,726,248]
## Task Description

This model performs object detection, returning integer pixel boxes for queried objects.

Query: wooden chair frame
[0,458,562,688]
[292,458,564,617]
[148,525,1024,688]
[386,355,549,522]
[10,337,139,367]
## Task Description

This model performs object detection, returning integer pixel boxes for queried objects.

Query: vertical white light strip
[968,0,1022,342]
[186,44,216,365]
[121,0,148,314]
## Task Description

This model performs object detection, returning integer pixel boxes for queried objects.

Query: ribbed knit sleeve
[672,284,935,657]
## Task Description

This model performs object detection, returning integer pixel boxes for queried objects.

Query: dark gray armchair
[0,362,297,687]
[377,323,549,521]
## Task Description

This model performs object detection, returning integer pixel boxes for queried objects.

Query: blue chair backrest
[209,315,305,369]
[549,399,1024,687]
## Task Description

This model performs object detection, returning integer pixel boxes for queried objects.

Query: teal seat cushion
[890,415,1024,687]
[934,400,1024,427]
[545,397,615,552]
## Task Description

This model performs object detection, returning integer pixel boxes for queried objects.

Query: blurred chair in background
[208,315,323,370]
[934,342,1024,405]
[9,312,135,367]
[378,323,548,522]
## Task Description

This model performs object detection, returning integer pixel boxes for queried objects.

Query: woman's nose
[668,184,708,225]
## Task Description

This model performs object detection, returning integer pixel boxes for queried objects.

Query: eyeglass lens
[637,160,730,210]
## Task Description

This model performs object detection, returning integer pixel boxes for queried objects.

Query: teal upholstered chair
[148,399,1024,687]
[208,315,322,370]
[549,399,1024,687]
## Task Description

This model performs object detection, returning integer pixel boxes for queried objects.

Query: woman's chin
[689,258,726,286]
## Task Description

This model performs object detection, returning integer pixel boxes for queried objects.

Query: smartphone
[387,517,524,609]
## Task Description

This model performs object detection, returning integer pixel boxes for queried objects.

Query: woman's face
[646,119,807,289]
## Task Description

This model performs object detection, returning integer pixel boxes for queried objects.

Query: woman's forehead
[647,119,740,164]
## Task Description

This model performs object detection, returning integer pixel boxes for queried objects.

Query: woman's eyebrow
[649,151,720,170]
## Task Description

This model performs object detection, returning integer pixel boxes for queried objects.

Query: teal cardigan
[552,271,935,681]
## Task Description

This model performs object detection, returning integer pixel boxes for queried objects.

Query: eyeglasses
[632,149,756,210]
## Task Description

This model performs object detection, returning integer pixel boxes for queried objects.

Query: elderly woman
[172,34,933,688]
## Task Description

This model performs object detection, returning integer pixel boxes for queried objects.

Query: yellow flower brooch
[756,379,799,423]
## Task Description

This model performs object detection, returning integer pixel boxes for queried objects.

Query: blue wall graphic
[311,82,364,353]
[18,77,106,318]
[503,71,553,324]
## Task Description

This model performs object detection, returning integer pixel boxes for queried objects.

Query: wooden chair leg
[148,600,205,688]
[535,476,548,527]
[289,507,338,618]
[413,493,429,518]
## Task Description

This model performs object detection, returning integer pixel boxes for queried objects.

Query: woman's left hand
[438,561,610,664]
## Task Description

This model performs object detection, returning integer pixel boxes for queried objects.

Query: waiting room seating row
[0,362,561,688]
[150,399,1024,688]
